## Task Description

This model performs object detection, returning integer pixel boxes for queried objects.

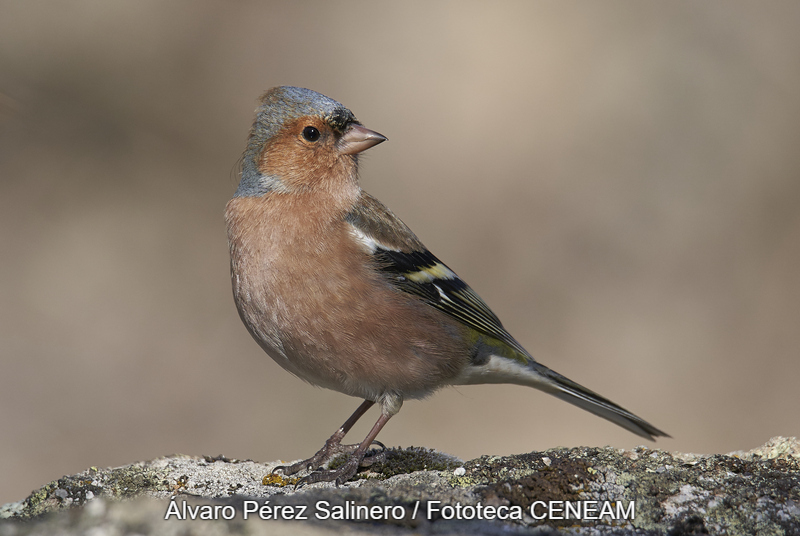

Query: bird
[225,86,668,485]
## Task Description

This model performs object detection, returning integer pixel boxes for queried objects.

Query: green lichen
[326,446,462,480]
[262,473,299,487]
[10,465,171,520]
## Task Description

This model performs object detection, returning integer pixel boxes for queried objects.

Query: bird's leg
[298,410,393,486]
[274,399,374,476]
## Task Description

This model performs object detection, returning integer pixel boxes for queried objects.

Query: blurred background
[2,1,799,505]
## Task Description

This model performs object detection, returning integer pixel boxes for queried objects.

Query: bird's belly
[231,249,469,401]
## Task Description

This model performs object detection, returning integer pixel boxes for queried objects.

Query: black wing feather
[373,248,529,357]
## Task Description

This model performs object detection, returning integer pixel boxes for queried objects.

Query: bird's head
[236,86,386,197]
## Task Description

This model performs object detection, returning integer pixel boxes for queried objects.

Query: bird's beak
[338,124,387,155]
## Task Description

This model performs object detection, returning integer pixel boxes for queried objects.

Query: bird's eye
[302,126,320,142]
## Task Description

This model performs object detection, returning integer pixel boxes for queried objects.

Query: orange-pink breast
[225,193,469,401]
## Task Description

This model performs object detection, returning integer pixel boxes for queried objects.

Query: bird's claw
[297,455,362,487]
[273,441,387,487]
[273,442,361,476]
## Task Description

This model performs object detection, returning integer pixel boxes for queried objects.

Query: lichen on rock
[1,437,798,535]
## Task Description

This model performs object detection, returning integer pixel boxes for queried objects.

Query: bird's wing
[345,193,669,441]
[345,192,529,359]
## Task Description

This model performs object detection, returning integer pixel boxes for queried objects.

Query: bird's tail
[530,362,669,440]
[463,354,669,440]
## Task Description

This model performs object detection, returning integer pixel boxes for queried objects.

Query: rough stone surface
[1,438,798,535]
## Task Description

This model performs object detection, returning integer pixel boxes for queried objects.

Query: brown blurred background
[2,1,799,505]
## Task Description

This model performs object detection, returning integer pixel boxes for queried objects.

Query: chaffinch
[225,86,668,485]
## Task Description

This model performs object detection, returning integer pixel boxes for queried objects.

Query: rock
[1,439,798,535]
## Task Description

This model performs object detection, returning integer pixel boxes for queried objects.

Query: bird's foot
[273,440,358,476]
[298,455,361,486]
[293,441,387,486]
[357,441,387,467]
